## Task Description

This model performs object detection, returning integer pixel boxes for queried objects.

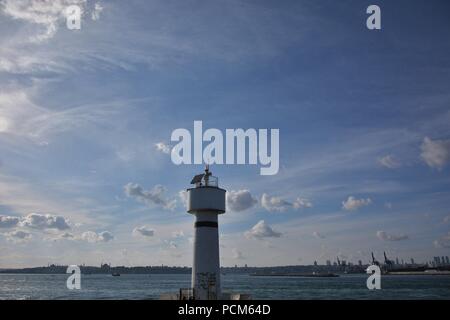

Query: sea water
[0,273,449,300]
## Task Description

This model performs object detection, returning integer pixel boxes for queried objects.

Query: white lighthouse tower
[187,165,226,300]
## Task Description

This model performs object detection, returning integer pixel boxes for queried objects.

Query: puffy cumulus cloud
[261,193,312,212]
[226,190,257,212]
[132,225,154,238]
[0,0,103,42]
[155,142,171,154]
[81,230,113,243]
[292,197,313,209]
[178,190,188,208]
[0,215,20,228]
[433,232,450,248]
[124,183,176,210]
[312,231,325,239]
[261,194,291,212]
[19,213,70,230]
[4,229,32,242]
[420,137,450,170]
[376,231,409,242]
[171,230,184,238]
[378,155,401,169]
[245,220,281,239]
[232,248,245,260]
[342,196,372,211]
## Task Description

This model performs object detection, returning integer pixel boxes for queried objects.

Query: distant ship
[112,273,120,276]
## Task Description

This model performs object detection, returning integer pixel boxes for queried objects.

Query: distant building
[358,260,362,266]
[326,260,331,266]
[434,256,441,266]
[333,262,337,266]
[446,256,450,265]
[410,258,415,265]
[314,261,318,266]
[396,258,399,265]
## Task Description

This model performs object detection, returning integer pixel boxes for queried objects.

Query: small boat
[112,273,120,276]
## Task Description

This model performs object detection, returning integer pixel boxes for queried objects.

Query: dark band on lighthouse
[194,221,218,228]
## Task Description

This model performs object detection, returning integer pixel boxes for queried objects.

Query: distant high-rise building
[401,259,405,265]
[442,257,446,265]
[333,262,337,266]
[314,261,318,266]
[434,256,441,266]
[358,260,362,266]
[341,260,347,266]
[396,258,399,265]
[411,258,415,265]
[446,256,450,265]
[326,260,331,266]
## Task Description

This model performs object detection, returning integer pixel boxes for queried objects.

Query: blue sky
[0,0,450,268]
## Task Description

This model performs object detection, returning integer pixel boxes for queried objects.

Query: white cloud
[124,183,176,210]
[245,220,281,239]
[312,231,325,239]
[342,196,372,211]
[433,232,450,248]
[171,230,184,238]
[420,137,450,169]
[232,248,245,260]
[81,230,113,243]
[378,155,401,169]
[132,225,154,238]
[261,193,291,212]
[91,2,103,20]
[4,229,32,242]
[0,0,103,43]
[19,213,70,230]
[293,197,313,209]
[226,190,257,212]
[178,190,188,208]
[155,142,171,154]
[261,193,312,212]
[0,215,20,228]
[376,230,409,241]
[162,240,178,249]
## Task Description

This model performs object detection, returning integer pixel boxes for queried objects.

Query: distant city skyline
[1,0,450,268]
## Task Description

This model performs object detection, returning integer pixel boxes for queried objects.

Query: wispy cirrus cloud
[378,155,401,169]
[420,137,450,170]
[0,0,103,43]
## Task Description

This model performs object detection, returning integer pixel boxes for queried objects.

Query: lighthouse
[187,165,226,300]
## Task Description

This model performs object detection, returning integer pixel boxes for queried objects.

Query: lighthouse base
[160,291,252,300]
